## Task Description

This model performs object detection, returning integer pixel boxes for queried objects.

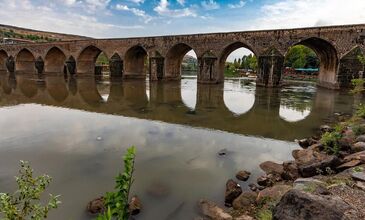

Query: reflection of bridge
[0,73,353,141]
[0,24,365,89]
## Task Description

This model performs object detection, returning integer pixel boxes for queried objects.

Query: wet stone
[225,179,242,207]
[87,197,105,215]
[236,170,251,181]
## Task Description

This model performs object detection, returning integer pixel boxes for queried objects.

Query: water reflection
[0,72,359,220]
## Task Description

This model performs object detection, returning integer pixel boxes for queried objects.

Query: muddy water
[0,73,356,219]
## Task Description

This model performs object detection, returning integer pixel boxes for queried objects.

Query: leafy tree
[0,161,61,220]
[285,45,319,69]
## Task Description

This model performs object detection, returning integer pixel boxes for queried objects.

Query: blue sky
[1,0,365,60]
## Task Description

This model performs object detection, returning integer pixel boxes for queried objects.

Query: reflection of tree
[280,88,314,112]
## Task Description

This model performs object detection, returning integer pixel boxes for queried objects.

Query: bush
[0,161,61,219]
[320,132,342,155]
[98,146,136,220]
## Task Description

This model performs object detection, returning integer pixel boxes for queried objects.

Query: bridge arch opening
[16,48,36,73]
[45,47,66,73]
[287,37,338,89]
[165,43,197,80]
[124,45,148,79]
[219,42,257,115]
[0,50,8,71]
[77,45,107,75]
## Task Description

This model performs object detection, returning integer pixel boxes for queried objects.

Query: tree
[285,45,319,69]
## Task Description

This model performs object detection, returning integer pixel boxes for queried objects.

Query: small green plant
[256,209,273,220]
[0,161,61,220]
[320,131,342,155]
[98,146,136,220]
[355,104,365,118]
[353,166,364,173]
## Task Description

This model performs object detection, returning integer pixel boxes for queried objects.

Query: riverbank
[197,110,365,220]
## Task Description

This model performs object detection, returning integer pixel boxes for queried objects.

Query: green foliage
[358,54,365,65]
[350,78,365,94]
[353,166,364,173]
[320,131,342,155]
[240,54,257,71]
[96,53,109,65]
[285,45,319,69]
[98,146,136,220]
[256,209,272,220]
[0,161,61,220]
[355,104,365,118]
[0,29,59,42]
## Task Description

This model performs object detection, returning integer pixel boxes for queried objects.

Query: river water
[0,72,357,219]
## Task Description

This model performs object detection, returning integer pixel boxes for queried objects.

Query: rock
[352,172,365,182]
[320,125,334,133]
[225,179,242,207]
[356,135,365,142]
[273,189,351,220]
[352,142,365,152]
[218,149,228,156]
[354,181,365,190]
[128,195,142,215]
[146,182,170,198]
[297,138,312,149]
[298,153,340,177]
[257,184,292,203]
[293,149,315,165]
[198,199,232,220]
[293,178,324,190]
[87,197,105,215]
[344,151,365,163]
[338,138,352,151]
[235,214,254,220]
[248,183,258,192]
[236,170,251,181]
[259,161,284,175]
[282,161,299,181]
[257,175,273,187]
[337,160,361,171]
[232,191,257,210]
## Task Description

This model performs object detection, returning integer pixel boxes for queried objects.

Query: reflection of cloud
[279,106,311,122]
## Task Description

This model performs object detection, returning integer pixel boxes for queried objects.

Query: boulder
[257,184,292,203]
[320,125,334,133]
[257,175,273,187]
[273,189,351,220]
[236,170,251,181]
[248,183,258,192]
[356,134,365,142]
[352,172,365,182]
[232,191,257,210]
[337,160,361,171]
[198,199,232,220]
[259,161,284,176]
[293,149,315,165]
[352,142,365,152]
[344,151,365,163]
[128,195,142,216]
[298,153,340,177]
[296,138,315,149]
[293,178,330,195]
[87,197,105,215]
[282,161,299,181]
[225,179,242,206]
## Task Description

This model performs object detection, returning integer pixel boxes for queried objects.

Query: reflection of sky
[224,79,255,115]
[0,103,297,220]
[181,79,197,109]
[279,106,311,122]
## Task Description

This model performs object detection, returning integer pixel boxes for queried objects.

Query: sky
[1,0,365,60]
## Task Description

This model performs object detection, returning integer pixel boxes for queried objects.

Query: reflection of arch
[77,45,105,74]
[45,47,66,73]
[16,48,36,73]
[165,43,194,79]
[66,56,76,75]
[0,50,8,71]
[218,42,256,80]
[289,37,338,88]
[17,76,38,98]
[46,76,69,102]
[124,45,147,78]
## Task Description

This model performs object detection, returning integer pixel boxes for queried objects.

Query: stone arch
[15,48,36,73]
[218,42,257,81]
[124,45,148,79]
[44,47,67,73]
[77,45,106,74]
[0,50,8,71]
[109,53,123,77]
[338,46,365,87]
[165,43,195,80]
[289,37,339,89]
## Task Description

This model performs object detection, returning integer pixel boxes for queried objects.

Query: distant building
[1,37,34,45]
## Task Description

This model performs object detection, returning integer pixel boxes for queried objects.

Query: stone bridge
[0,24,365,89]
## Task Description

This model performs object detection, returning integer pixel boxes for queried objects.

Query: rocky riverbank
[196,112,365,220]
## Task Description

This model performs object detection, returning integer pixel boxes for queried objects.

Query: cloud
[177,0,185,6]
[115,4,153,23]
[154,0,197,18]
[129,0,145,4]
[201,0,220,10]
[251,0,365,30]
[228,0,246,9]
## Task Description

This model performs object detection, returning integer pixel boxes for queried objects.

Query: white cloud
[201,0,220,10]
[154,0,197,17]
[251,0,365,30]
[228,0,246,9]
[177,0,185,6]
[129,0,144,4]
[115,4,153,23]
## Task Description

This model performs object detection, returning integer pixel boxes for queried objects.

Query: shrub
[0,161,61,220]
[98,146,136,220]
[320,131,342,155]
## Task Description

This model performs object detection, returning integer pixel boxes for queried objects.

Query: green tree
[285,45,319,69]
